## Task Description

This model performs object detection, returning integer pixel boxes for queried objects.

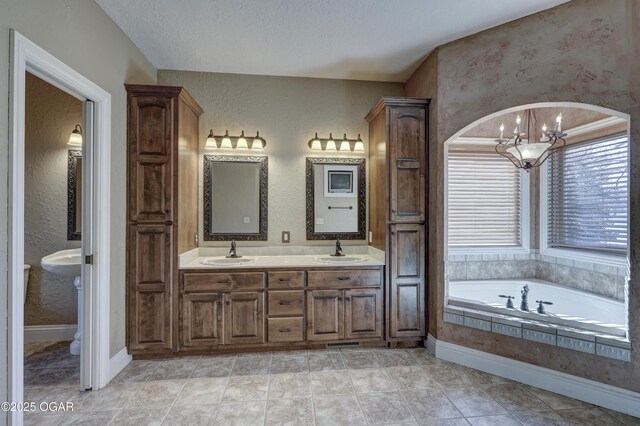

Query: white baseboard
[108,347,132,382]
[24,324,77,342]
[425,334,437,356]
[433,338,640,417]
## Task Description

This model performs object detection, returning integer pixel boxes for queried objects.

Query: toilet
[24,264,30,303]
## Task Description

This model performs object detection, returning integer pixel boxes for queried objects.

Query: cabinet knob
[338,297,343,301]
[346,297,351,301]
[225,301,230,305]
[337,277,351,281]
[279,328,293,333]
[279,301,294,305]
[391,209,397,214]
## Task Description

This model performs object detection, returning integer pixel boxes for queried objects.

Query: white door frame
[8,30,111,423]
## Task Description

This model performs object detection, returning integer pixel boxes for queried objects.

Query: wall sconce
[206,129,266,150]
[308,133,364,153]
[68,124,83,146]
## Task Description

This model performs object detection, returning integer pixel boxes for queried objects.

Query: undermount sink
[199,257,256,266]
[314,255,366,264]
[41,248,82,277]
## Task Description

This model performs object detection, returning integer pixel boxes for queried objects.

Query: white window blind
[547,133,628,254]
[447,150,523,247]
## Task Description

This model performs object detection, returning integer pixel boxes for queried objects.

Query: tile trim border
[429,335,640,418]
[442,308,630,362]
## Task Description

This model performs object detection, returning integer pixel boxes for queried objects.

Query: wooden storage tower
[126,84,203,356]
[366,97,429,341]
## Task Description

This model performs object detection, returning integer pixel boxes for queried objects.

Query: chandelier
[495,110,567,171]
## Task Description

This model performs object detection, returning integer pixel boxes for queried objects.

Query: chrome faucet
[226,240,241,259]
[536,300,553,314]
[331,239,345,257]
[499,294,515,309]
[520,285,530,311]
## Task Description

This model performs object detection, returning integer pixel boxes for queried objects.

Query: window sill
[540,247,627,269]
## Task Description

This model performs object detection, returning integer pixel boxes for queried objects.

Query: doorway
[9,31,112,425]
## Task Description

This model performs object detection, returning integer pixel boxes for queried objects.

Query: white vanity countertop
[179,246,385,269]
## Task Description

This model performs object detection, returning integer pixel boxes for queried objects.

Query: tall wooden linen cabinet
[126,84,203,356]
[366,97,429,341]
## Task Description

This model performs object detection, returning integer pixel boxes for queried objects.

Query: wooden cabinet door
[128,225,173,352]
[345,289,382,339]
[307,290,343,341]
[224,292,265,345]
[182,292,223,348]
[128,95,174,223]
[389,106,426,222]
[389,224,425,338]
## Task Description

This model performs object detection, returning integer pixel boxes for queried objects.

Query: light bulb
[252,131,263,150]
[236,131,248,149]
[340,141,351,151]
[220,130,232,149]
[515,114,522,134]
[499,123,505,140]
[353,140,365,153]
[326,133,336,151]
[309,132,322,150]
[507,143,551,162]
[205,129,217,149]
[555,113,563,132]
[68,124,83,146]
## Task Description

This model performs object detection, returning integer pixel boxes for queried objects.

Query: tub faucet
[499,295,515,309]
[536,300,553,314]
[226,240,241,258]
[520,285,530,311]
[331,239,345,257]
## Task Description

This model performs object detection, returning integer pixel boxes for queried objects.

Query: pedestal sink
[41,248,82,355]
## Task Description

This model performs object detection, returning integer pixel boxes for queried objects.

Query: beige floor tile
[231,355,272,376]
[266,397,314,426]
[358,391,415,424]
[602,408,640,425]
[458,366,511,386]
[520,384,592,410]
[556,407,623,425]
[58,410,119,425]
[386,366,437,390]
[223,375,269,401]
[24,387,50,403]
[423,364,474,388]
[125,379,185,408]
[147,359,198,381]
[214,401,266,425]
[163,404,219,425]
[175,377,228,405]
[268,373,311,399]
[310,371,354,395]
[76,383,142,411]
[314,394,366,426]
[402,388,463,421]
[111,406,169,426]
[24,413,64,426]
[308,352,345,371]
[514,410,573,426]
[375,349,416,367]
[483,383,551,413]
[24,368,79,387]
[191,357,235,378]
[443,386,507,417]
[419,419,470,426]
[466,414,521,426]
[111,360,161,384]
[406,348,443,366]
[270,354,308,374]
[342,351,381,369]
[349,368,396,393]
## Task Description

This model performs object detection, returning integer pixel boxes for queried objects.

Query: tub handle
[499,294,515,309]
[535,300,553,314]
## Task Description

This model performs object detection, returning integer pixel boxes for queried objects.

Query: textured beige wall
[158,70,404,247]
[24,73,82,326]
[0,1,157,408]
[406,0,640,391]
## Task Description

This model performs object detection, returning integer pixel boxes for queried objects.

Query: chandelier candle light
[495,110,566,171]
[205,130,266,150]
[308,132,365,153]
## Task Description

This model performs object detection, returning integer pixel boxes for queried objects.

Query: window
[447,147,528,251]
[545,133,628,255]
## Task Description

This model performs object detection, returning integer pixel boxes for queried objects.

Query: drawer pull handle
[337,277,351,281]
[346,297,351,301]
[279,301,294,305]
[278,278,291,282]
[216,280,231,284]
[279,328,293,333]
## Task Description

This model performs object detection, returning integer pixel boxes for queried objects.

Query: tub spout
[520,285,530,311]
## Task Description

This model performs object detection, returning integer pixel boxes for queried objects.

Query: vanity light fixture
[68,124,83,146]
[308,133,365,153]
[495,110,566,171]
[204,130,267,150]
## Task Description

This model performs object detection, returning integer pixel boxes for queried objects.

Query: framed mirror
[203,155,268,241]
[67,150,82,240]
[306,157,366,240]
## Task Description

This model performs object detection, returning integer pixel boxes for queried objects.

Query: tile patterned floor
[23,343,640,425]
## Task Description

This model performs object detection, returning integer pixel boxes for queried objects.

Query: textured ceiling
[96,0,568,82]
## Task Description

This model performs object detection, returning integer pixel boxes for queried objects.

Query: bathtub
[448,278,627,337]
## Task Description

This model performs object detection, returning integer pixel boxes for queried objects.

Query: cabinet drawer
[307,269,382,288]
[268,291,304,316]
[183,272,265,291]
[268,318,304,342]
[268,271,305,288]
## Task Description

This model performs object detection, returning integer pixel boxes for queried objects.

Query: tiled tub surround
[23,344,640,426]
[446,252,628,301]
[443,306,632,363]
